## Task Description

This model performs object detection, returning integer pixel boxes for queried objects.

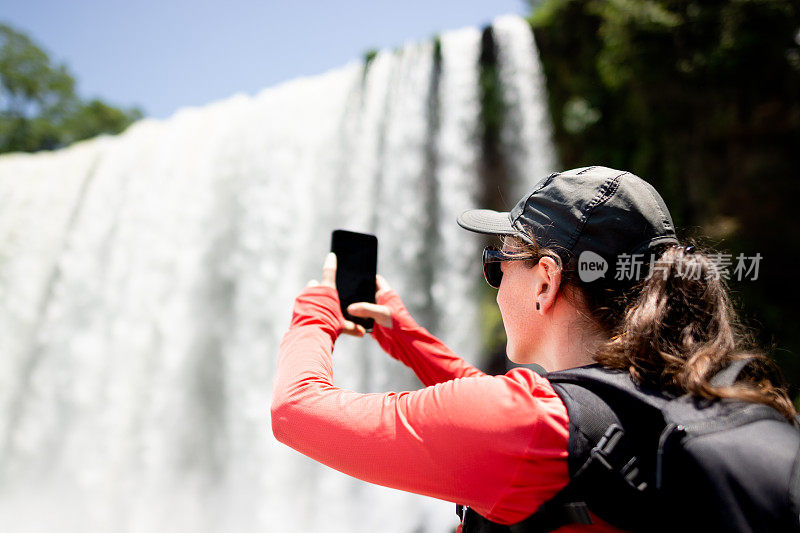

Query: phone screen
[330,230,378,331]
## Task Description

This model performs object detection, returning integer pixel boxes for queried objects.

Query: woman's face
[496,243,541,363]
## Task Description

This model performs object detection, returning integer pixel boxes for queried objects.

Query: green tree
[0,23,142,154]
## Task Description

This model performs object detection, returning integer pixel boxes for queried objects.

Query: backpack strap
[510,424,632,532]
[507,369,652,532]
[708,355,788,390]
[457,371,623,533]
[709,357,755,387]
[526,366,666,532]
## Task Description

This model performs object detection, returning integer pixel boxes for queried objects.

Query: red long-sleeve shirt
[271,286,622,532]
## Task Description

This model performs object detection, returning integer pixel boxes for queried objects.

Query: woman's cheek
[497,270,539,362]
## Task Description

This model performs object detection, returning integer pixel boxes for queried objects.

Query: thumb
[321,253,337,288]
[375,274,392,299]
[347,302,392,329]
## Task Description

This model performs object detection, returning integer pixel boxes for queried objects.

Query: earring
[536,302,540,310]
[674,243,696,254]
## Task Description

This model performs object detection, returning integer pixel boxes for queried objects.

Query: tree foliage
[527,0,800,393]
[0,23,142,154]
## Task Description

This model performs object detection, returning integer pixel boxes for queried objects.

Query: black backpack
[458,360,800,532]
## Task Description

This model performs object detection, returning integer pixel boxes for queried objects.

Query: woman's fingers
[341,320,366,338]
[321,253,337,288]
[347,302,392,329]
[309,255,390,335]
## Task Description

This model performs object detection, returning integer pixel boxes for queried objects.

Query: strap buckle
[588,424,648,492]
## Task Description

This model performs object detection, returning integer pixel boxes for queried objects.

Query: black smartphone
[330,230,378,331]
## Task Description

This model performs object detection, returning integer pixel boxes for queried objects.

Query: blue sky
[3,1,529,119]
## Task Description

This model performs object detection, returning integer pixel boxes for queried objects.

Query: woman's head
[461,166,678,367]
[460,166,795,419]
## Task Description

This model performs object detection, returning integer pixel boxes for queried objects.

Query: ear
[535,256,561,313]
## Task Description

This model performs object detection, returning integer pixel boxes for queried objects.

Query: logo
[578,251,608,282]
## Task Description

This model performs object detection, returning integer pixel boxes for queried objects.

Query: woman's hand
[306,253,393,337]
[347,275,393,330]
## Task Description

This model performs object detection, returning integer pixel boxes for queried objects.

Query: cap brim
[457,209,518,236]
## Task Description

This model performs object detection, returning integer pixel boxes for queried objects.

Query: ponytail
[592,244,797,421]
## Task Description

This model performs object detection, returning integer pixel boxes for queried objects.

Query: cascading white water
[0,15,556,533]
[493,15,558,203]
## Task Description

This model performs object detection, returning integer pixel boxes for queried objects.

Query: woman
[271,166,796,532]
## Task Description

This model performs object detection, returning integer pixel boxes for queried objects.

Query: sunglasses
[482,246,542,289]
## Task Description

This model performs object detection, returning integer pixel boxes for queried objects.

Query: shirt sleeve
[370,289,486,386]
[271,286,571,524]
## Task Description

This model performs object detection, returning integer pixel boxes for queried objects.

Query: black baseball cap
[457,166,679,274]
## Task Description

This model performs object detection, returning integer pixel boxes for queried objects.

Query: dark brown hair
[502,232,796,421]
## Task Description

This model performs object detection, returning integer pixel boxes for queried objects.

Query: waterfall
[493,15,558,202]
[0,15,556,533]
